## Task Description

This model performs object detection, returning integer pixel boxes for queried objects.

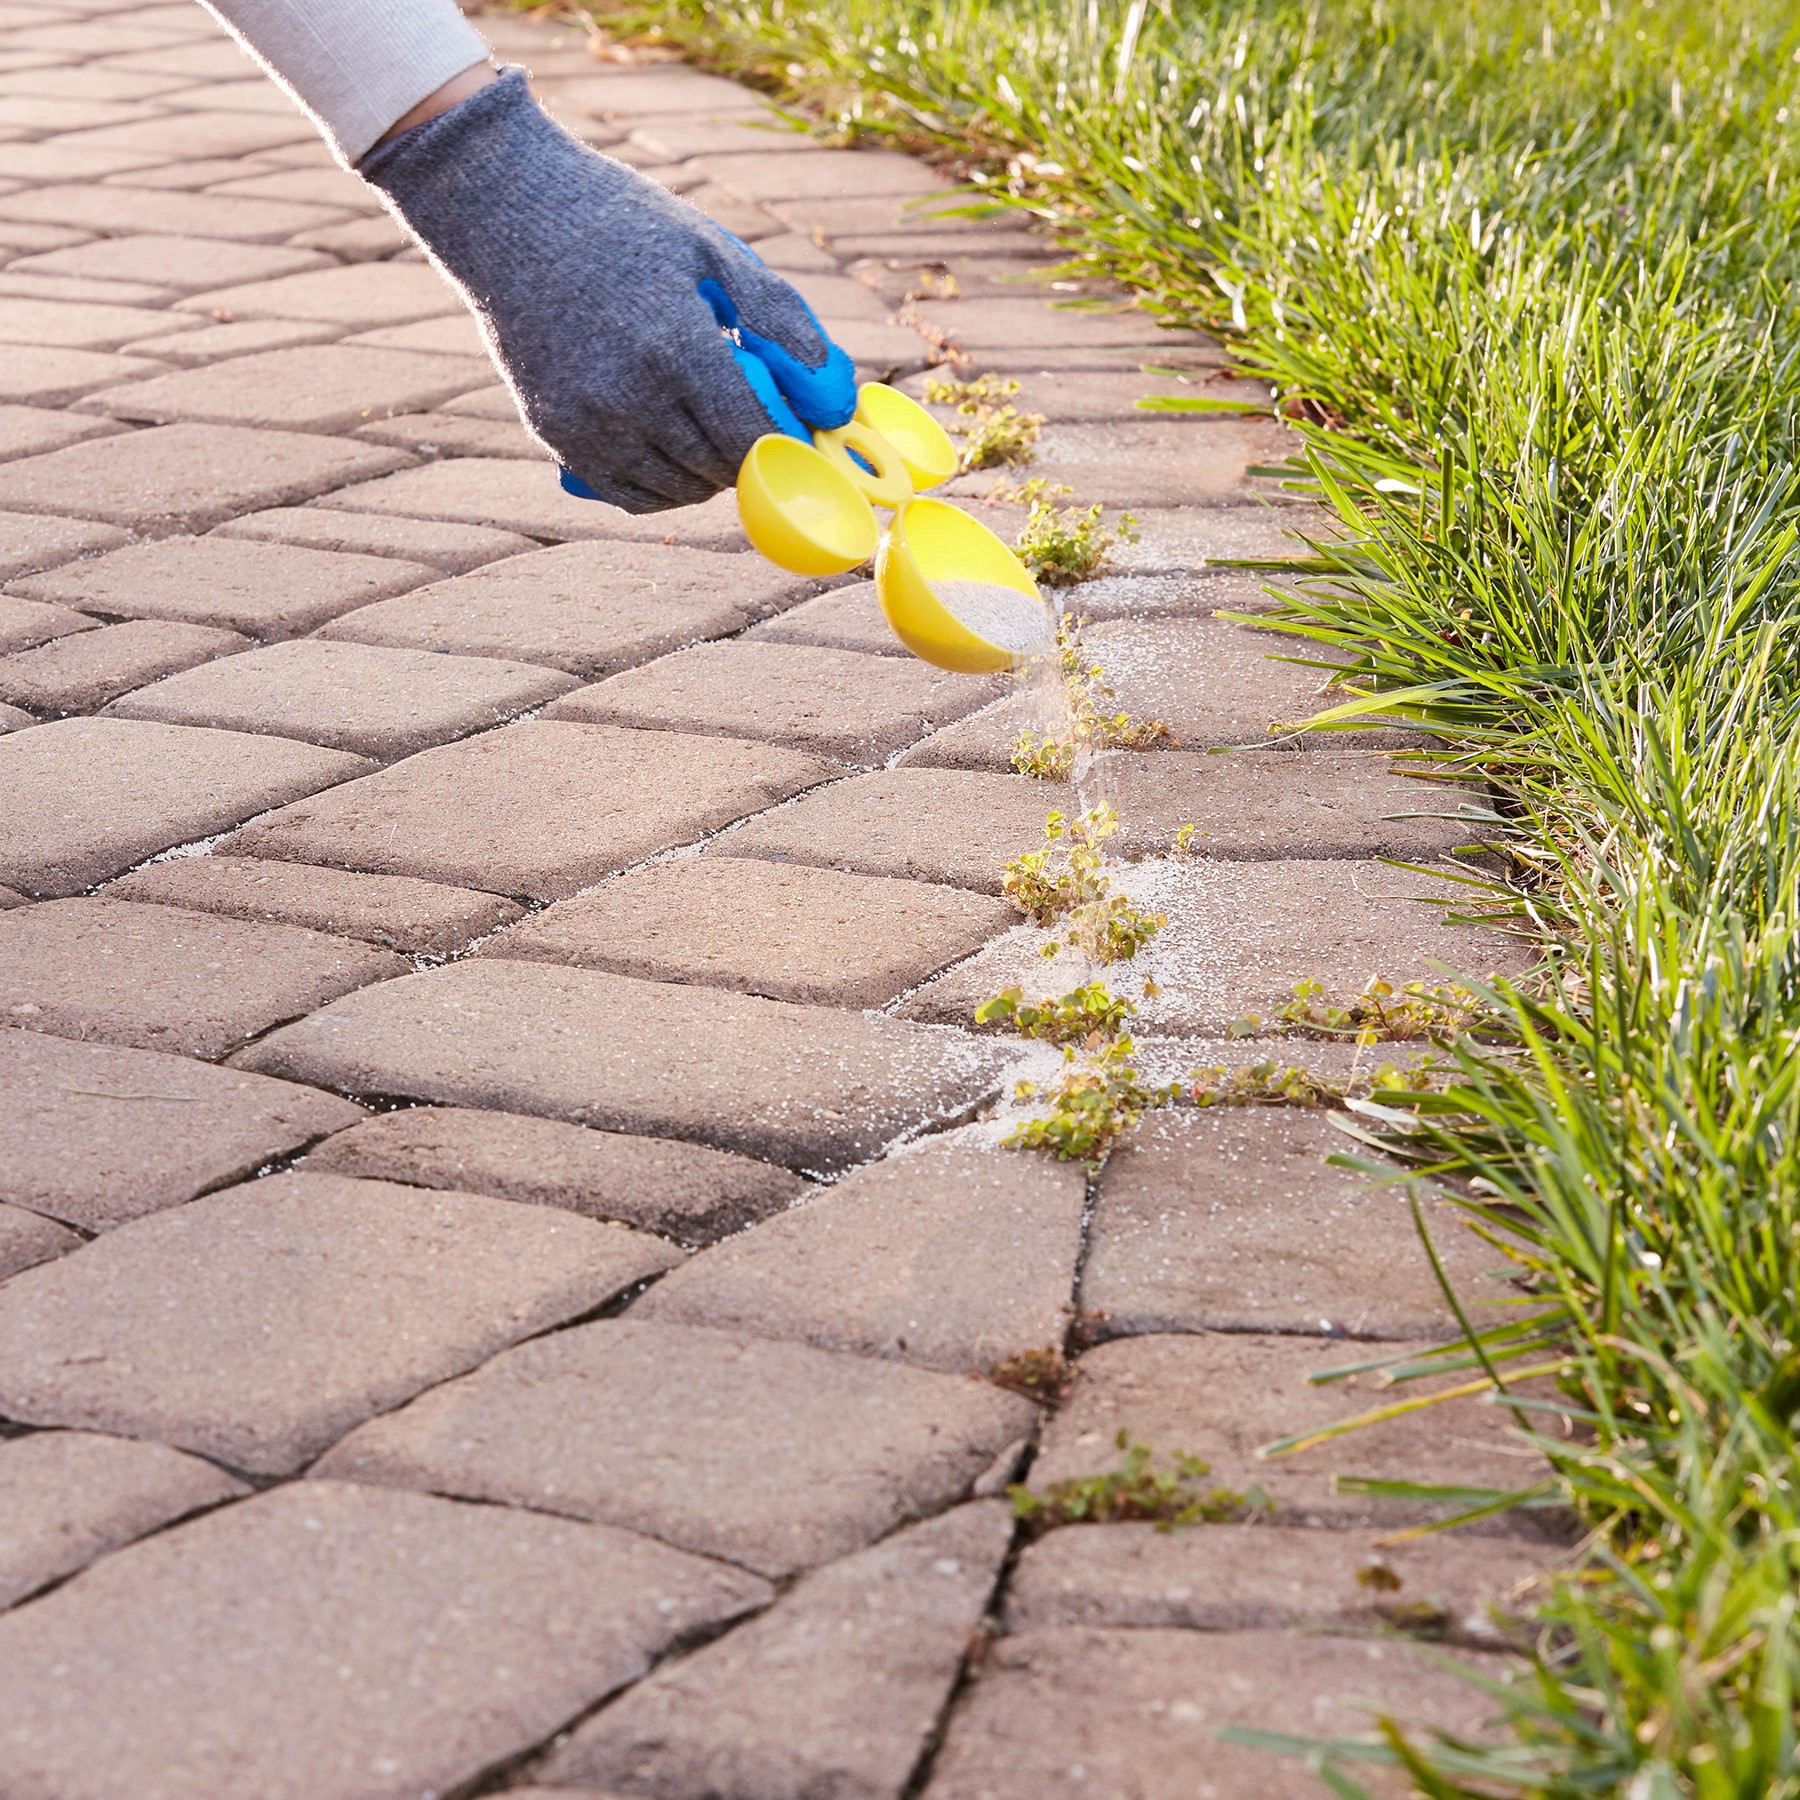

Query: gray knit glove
[361,68,856,513]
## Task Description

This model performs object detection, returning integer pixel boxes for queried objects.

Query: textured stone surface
[8,230,329,292]
[1080,1109,1506,1340]
[10,534,440,637]
[314,1319,1036,1577]
[0,399,124,461]
[548,1504,1015,1799]
[122,314,339,364]
[0,897,406,1058]
[213,506,536,572]
[86,342,489,432]
[746,577,907,655]
[0,293,201,351]
[1004,1521,1545,1647]
[0,179,344,242]
[482,856,1012,1008]
[0,716,369,897]
[315,455,750,548]
[0,343,170,407]
[0,592,100,653]
[108,636,578,756]
[235,958,1010,1174]
[921,1628,1499,1800]
[304,1105,805,1247]
[0,1202,78,1282]
[175,260,455,329]
[222,720,836,901]
[0,1430,248,1610]
[0,505,127,579]
[0,1172,683,1474]
[0,1024,360,1230]
[0,1482,769,1800]
[640,1134,1084,1372]
[1030,1334,1562,1535]
[1110,502,1333,572]
[550,639,1000,765]
[0,421,406,531]
[105,855,523,956]
[903,858,1524,1037]
[0,617,245,714]
[318,537,804,676]
[713,767,1067,893]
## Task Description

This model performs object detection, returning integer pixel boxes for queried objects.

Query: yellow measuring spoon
[875,498,1055,674]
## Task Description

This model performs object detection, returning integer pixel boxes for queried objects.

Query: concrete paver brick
[0,1023,361,1230]
[0,507,128,579]
[545,67,770,118]
[0,181,349,241]
[352,409,542,459]
[47,109,313,160]
[287,212,410,261]
[342,310,487,357]
[0,399,124,460]
[0,715,369,897]
[117,314,340,364]
[0,422,408,532]
[108,636,579,757]
[314,1317,1036,1577]
[6,229,330,291]
[905,855,1522,1037]
[549,639,999,765]
[639,1133,1084,1373]
[0,618,246,714]
[0,1203,79,1283]
[712,767,1069,893]
[101,152,288,190]
[1003,1520,1545,1647]
[697,147,950,203]
[12,534,441,636]
[317,538,804,676]
[0,1431,248,1611]
[909,296,1189,354]
[85,342,491,432]
[316,455,751,548]
[1030,1333,1561,1535]
[766,195,986,242]
[1105,501,1331,572]
[0,293,203,351]
[0,268,180,307]
[0,143,168,183]
[0,221,97,257]
[0,342,168,404]
[1081,1109,1504,1342]
[547,1503,1015,1800]
[746,577,908,655]
[176,260,456,329]
[222,719,837,901]
[207,165,386,211]
[0,595,101,654]
[622,115,801,162]
[213,506,535,572]
[305,1104,805,1246]
[0,1171,684,1474]
[921,1628,1499,1800]
[236,957,1011,1173]
[0,1482,770,1800]
[0,701,31,731]
[757,229,853,272]
[480,855,1013,1008]
[105,855,525,956]
[0,66,190,102]
[0,896,407,1058]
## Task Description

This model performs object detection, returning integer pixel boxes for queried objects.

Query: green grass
[536,0,1800,1788]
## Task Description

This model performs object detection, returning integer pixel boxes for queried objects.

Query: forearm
[196,0,493,166]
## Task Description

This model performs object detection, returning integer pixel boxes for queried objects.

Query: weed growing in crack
[976,979,1137,1044]
[1010,1430,1270,1533]
[984,1345,1073,1406]
[924,371,1044,470]
[994,477,1138,585]
[997,804,1168,962]
[1010,617,1172,780]
[1277,975,1491,1047]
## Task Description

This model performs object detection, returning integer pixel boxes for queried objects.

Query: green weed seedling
[976,979,1137,1044]
[1009,1430,1268,1533]
[998,805,1118,923]
[923,372,1044,470]
[984,1345,1073,1406]
[1279,976,1485,1047]
[1002,1034,1177,1168]
[1010,616,1171,779]
[998,478,1139,585]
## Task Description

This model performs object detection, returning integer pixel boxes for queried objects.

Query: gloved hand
[360,67,857,513]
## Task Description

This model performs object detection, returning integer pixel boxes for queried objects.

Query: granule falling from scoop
[932,579,1057,658]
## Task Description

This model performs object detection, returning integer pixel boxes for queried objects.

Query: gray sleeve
[196,0,493,165]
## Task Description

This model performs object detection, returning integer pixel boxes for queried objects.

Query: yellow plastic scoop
[736,383,1049,672]
[875,498,1055,674]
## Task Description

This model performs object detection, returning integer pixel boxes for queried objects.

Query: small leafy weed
[976,979,1137,1044]
[985,1345,1074,1407]
[995,477,1139,584]
[1002,1034,1178,1168]
[1010,1431,1270,1533]
[1279,975,1487,1045]
[1011,616,1173,779]
[924,372,1044,470]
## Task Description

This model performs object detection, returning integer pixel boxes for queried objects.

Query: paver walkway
[0,4,1562,1796]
